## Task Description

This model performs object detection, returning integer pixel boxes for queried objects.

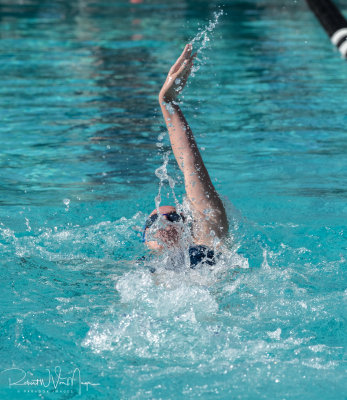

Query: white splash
[189,9,224,76]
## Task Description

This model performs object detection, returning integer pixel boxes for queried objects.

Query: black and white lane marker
[306,0,347,58]
[331,27,347,57]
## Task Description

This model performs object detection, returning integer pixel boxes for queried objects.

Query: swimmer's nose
[156,225,181,244]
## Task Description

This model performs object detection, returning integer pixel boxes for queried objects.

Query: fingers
[177,52,196,77]
[179,51,197,77]
[180,61,194,85]
[170,43,193,74]
[182,62,193,82]
[174,49,196,75]
[175,59,190,77]
[178,43,192,63]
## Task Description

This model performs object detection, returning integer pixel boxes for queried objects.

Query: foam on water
[1,200,345,398]
[79,226,345,399]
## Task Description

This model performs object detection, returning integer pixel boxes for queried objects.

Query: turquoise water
[1,0,346,399]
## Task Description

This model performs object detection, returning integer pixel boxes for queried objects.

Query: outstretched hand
[159,44,196,104]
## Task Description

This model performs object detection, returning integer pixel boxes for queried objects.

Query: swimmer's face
[144,206,184,251]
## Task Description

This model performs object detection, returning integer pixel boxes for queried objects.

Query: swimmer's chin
[145,240,163,251]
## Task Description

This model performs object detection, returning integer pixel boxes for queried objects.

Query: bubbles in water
[25,217,31,232]
[63,198,70,211]
[267,328,282,340]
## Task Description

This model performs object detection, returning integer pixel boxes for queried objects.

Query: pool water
[0,0,346,399]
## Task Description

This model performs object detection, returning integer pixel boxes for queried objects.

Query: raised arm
[158,44,228,246]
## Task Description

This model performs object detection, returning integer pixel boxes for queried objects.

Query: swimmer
[143,44,228,268]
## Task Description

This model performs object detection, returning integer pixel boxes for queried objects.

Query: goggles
[142,211,185,242]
